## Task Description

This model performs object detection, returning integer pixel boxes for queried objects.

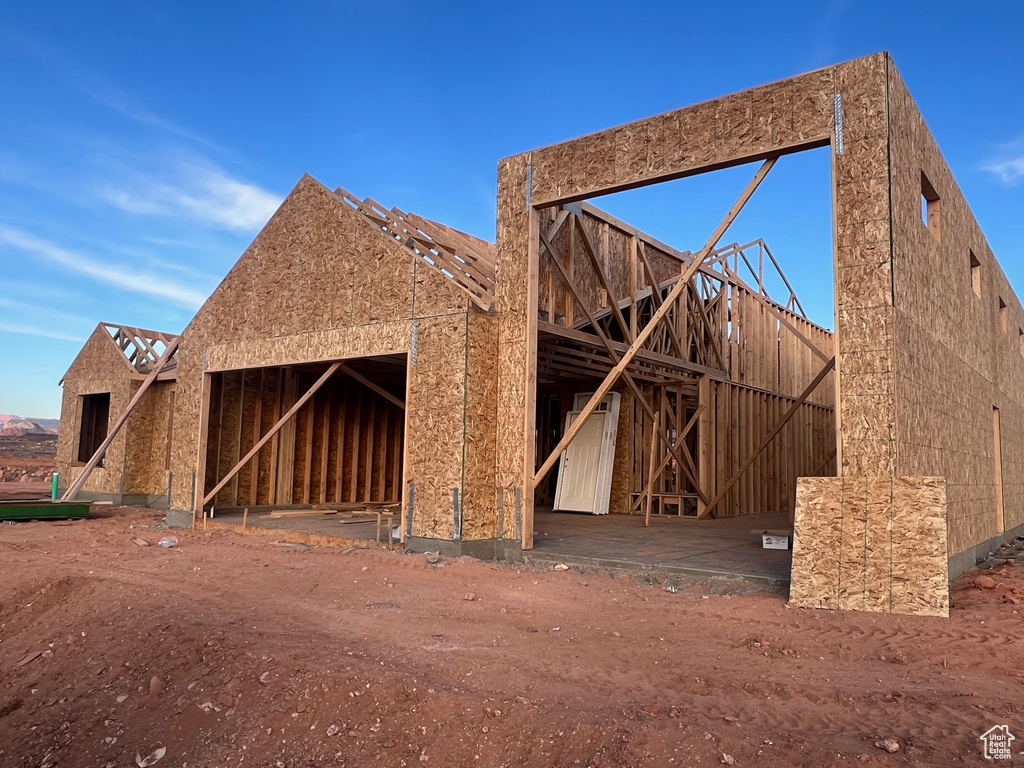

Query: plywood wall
[123,381,176,496]
[886,64,1024,557]
[790,476,948,616]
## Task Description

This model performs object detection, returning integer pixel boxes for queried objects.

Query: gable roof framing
[334,186,496,311]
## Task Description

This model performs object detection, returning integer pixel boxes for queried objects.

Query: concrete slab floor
[529,509,792,582]
[210,508,386,541]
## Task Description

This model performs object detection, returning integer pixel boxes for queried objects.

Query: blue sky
[1,1,1022,418]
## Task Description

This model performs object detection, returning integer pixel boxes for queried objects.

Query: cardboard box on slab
[754,529,792,550]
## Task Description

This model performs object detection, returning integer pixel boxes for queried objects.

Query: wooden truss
[103,323,180,379]
[335,186,496,311]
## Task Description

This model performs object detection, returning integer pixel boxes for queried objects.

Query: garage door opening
[198,354,406,544]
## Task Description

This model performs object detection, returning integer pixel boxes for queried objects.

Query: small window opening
[77,392,111,464]
[970,250,981,297]
[921,172,941,242]
[999,297,1008,333]
[1018,328,1023,358]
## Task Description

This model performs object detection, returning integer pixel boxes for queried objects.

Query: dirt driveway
[0,506,1020,767]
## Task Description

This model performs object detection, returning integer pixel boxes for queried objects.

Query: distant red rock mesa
[0,414,60,437]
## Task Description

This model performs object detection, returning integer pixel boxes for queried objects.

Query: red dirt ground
[0,481,51,500]
[0,506,1020,767]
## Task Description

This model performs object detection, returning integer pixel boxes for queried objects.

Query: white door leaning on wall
[553,392,621,515]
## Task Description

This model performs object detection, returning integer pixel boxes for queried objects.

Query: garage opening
[199,354,406,543]
[530,150,836,581]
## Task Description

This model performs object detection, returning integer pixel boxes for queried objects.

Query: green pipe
[51,473,58,500]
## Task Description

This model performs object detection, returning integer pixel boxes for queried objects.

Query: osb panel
[122,381,175,496]
[525,57,861,204]
[60,325,136,384]
[57,376,133,496]
[790,475,948,617]
[205,321,411,372]
[169,173,472,517]
[405,313,468,541]
[789,477,843,609]
[462,311,499,540]
[56,326,140,496]
[495,153,532,540]
[887,61,1024,558]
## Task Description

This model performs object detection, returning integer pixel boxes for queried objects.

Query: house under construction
[57,52,1024,617]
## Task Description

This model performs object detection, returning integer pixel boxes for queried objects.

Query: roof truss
[102,323,180,379]
[334,186,496,311]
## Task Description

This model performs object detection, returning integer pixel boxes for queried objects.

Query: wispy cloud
[0,298,91,342]
[86,86,228,155]
[0,226,209,309]
[95,154,282,232]
[982,136,1024,183]
[0,321,84,342]
[983,157,1024,183]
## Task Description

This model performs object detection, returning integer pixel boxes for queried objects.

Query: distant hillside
[0,414,59,436]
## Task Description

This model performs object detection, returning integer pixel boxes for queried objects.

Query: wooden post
[644,411,660,527]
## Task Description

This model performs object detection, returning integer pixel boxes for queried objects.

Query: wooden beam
[202,363,341,507]
[302,394,315,503]
[335,379,347,503]
[363,394,376,500]
[193,372,213,520]
[250,369,264,506]
[699,357,835,518]
[63,337,179,501]
[349,387,361,502]
[532,158,776,489]
[338,362,405,409]
[319,394,331,504]
[538,321,725,380]
[231,371,245,506]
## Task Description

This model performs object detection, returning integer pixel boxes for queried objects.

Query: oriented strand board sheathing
[495,154,533,540]
[168,175,471,520]
[462,311,499,540]
[122,381,176,496]
[56,326,147,497]
[790,475,948,616]
[204,321,411,372]
[405,313,467,540]
[884,61,1024,560]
